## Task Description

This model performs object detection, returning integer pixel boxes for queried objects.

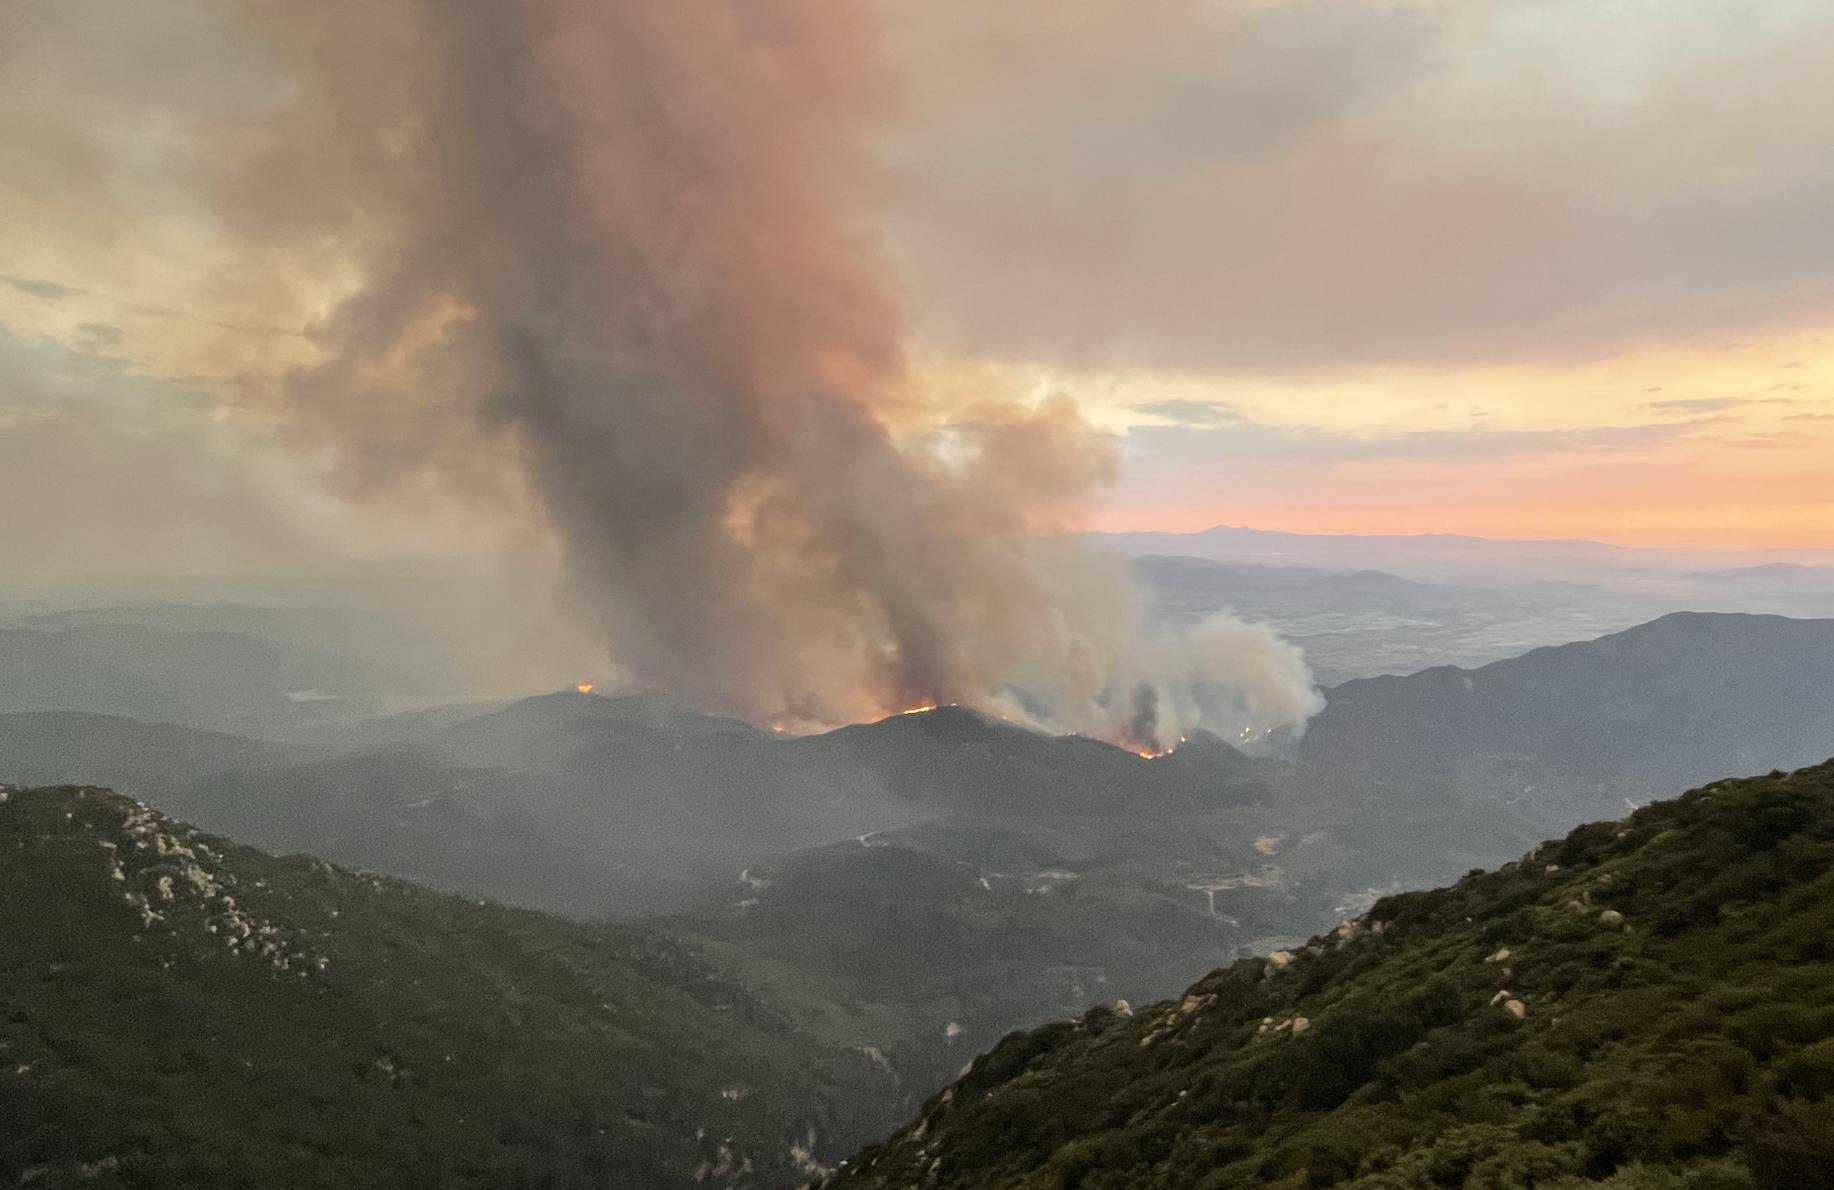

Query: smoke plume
[186,0,1319,744]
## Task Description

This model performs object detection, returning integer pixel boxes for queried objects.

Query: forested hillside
[1299,613,1834,828]
[0,785,900,1189]
[825,762,1834,1190]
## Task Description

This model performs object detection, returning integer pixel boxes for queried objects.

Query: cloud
[74,323,122,351]
[884,0,1834,370]
[1646,396,1749,413]
[1133,399,1248,426]
[0,0,1328,743]
[1122,416,1716,469]
[0,323,334,583]
[2,276,79,301]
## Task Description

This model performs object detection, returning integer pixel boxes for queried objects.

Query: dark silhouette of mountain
[266,699,505,750]
[1299,612,1834,829]
[785,705,1267,817]
[428,688,762,770]
[823,761,1834,1190]
[0,783,899,1189]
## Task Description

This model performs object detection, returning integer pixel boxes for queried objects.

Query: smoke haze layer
[8,0,1322,744]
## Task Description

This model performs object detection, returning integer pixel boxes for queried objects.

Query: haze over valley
[7,0,1834,1186]
[9,540,1834,1112]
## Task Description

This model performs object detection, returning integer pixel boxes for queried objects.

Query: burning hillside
[8,0,1321,751]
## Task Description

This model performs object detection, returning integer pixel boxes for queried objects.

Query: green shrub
[823,762,1834,1190]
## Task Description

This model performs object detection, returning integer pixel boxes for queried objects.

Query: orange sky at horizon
[1088,506,1834,553]
[918,316,1834,552]
[7,0,1834,560]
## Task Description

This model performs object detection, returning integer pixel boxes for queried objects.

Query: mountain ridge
[0,782,902,1189]
[1299,611,1834,829]
[821,759,1834,1190]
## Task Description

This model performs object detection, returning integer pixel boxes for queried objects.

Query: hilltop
[0,785,900,1189]
[1300,612,1834,829]
[824,761,1834,1190]
[0,694,1533,924]
[14,613,1834,1115]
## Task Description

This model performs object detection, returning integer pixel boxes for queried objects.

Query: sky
[2,0,1832,584]
[885,0,1834,547]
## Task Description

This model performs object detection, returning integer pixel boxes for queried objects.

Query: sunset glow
[914,318,1834,550]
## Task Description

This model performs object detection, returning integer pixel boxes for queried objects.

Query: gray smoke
[7,0,1324,744]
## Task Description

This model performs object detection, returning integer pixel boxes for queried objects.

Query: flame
[576,682,594,694]
[900,704,938,716]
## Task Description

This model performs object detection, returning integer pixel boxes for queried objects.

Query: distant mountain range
[824,761,1834,1190]
[1113,527,1834,653]
[1297,611,1834,830]
[0,601,481,737]
[1097,524,1834,581]
[0,622,384,733]
[1132,555,1644,683]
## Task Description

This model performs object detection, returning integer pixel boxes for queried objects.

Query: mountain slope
[825,761,1834,1190]
[0,696,1535,923]
[0,623,385,734]
[1299,612,1834,828]
[0,698,1549,1094]
[0,784,900,1190]
[0,711,315,795]
[672,721,1544,1089]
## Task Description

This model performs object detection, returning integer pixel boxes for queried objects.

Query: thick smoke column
[1124,683,1162,755]
[216,0,1319,743]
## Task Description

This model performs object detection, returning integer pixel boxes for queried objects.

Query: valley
[7,582,1834,1186]
[6,561,1834,1190]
